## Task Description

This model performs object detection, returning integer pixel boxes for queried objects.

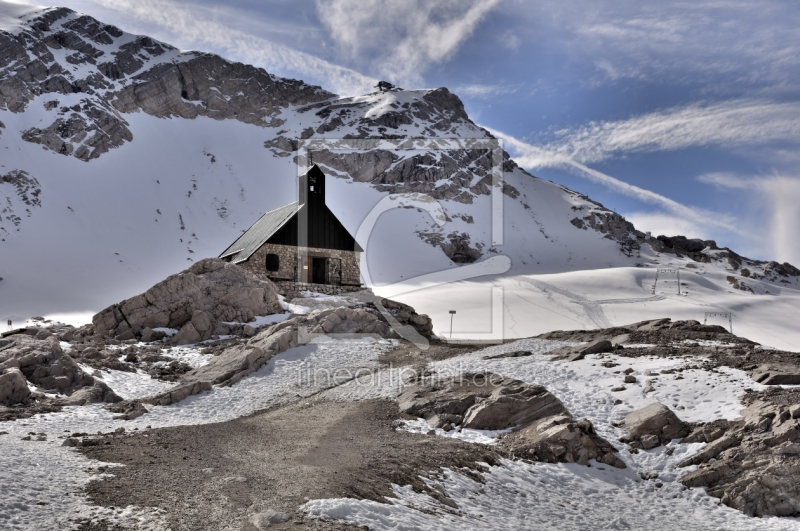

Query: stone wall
[235,243,361,286]
[275,282,367,301]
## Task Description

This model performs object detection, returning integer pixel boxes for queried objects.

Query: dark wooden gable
[266,165,362,252]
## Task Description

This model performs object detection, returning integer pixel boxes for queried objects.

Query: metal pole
[677,269,681,295]
[653,270,659,294]
[449,310,456,339]
[730,314,733,334]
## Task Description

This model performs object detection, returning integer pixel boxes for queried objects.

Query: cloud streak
[536,99,800,165]
[454,83,520,98]
[488,126,738,234]
[317,0,501,86]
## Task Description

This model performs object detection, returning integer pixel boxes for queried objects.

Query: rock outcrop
[311,142,520,205]
[92,258,282,344]
[0,169,41,236]
[0,332,120,407]
[679,397,800,517]
[398,373,625,468]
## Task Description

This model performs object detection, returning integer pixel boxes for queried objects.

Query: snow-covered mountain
[1,2,799,349]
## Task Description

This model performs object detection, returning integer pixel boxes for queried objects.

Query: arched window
[266,253,280,272]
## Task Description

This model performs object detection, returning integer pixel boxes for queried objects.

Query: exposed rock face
[21,99,132,160]
[568,203,800,275]
[398,373,625,468]
[569,207,637,244]
[620,403,690,449]
[0,7,332,160]
[648,235,800,280]
[92,258,282,344]
[311,145,520,204]
[0,332,120,406]
[111,54,329,126]
[538,318,742,346]
[679,398,800,517]
[0,170,41,236]
[416,230,483,263]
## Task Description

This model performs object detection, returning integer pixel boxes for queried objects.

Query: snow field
[392,263,800,351]
[304,455,800,531]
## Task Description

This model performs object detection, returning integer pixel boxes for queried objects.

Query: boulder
[501,416,626,468]
[549,339,613,361]
[171,322,202,345]
[64,381,121,406]
[750,364,800,385]
[398,373,569,430]
[622,402,689,448]
[92,258,282,345]
[462,382,569,430]
[0,367,30,405]
[398,372,625,468]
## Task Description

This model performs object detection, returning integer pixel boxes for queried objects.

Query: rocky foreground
[3,260,800,528]
[539,320,800,517]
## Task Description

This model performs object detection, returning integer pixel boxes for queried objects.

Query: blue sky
[18,0,800,264]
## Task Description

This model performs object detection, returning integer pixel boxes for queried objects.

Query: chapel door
[312,257,328,284]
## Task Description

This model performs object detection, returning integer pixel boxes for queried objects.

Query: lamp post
[449,310,456,339]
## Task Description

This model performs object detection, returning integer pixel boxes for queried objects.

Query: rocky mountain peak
[0,4,333,160]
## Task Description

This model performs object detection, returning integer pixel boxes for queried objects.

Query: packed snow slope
[0,2,798,349]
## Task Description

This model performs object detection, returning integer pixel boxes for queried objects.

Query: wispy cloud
[454,83,520,98]
[535,100,800,165]
[488,126,737,234]
[317,0,501,86]
[549,1,800,90]
[61,0,376,95]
